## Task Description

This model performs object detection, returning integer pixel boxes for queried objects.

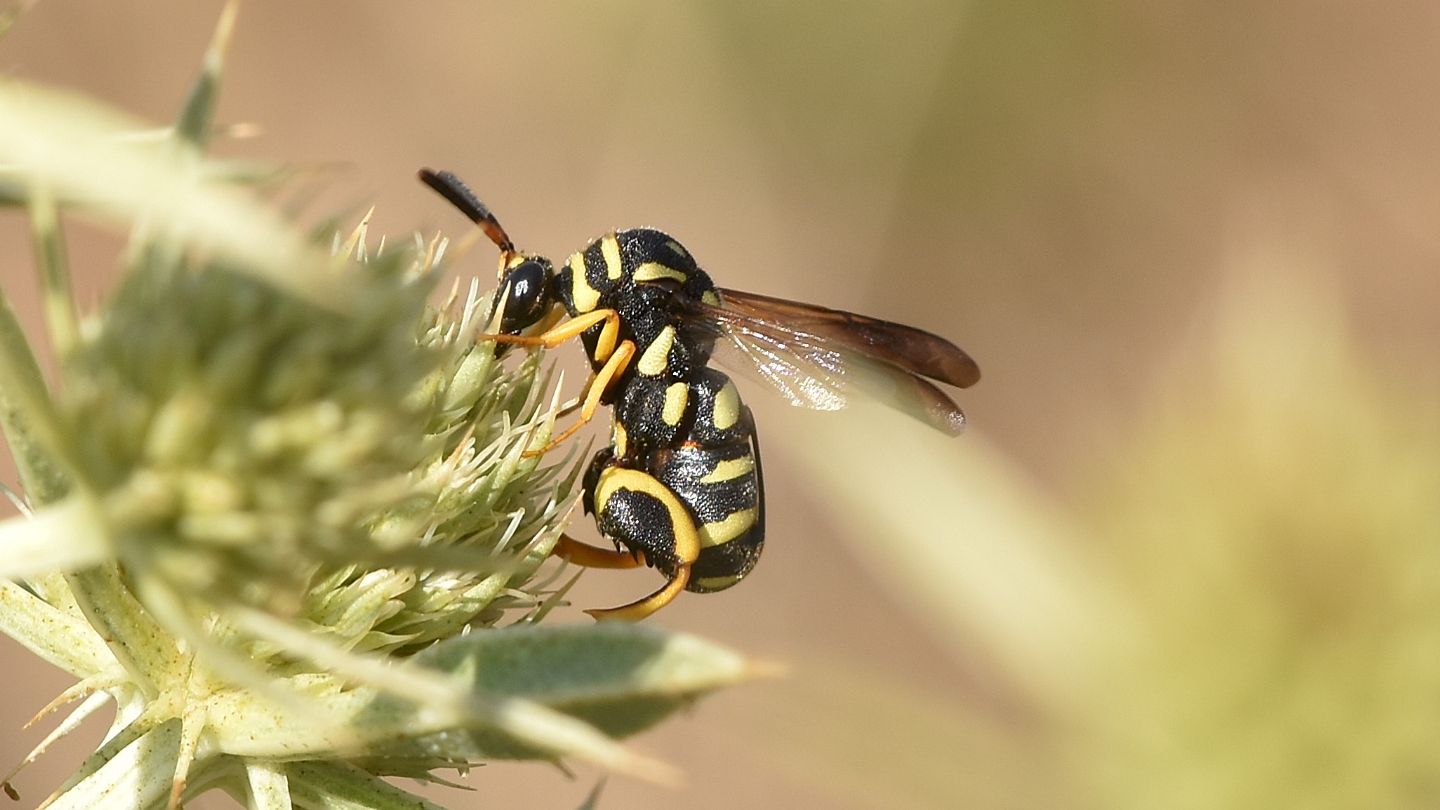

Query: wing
[718,288,981,388]
[684,289,979,436]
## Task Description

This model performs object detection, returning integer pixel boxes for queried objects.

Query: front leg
[523,338,635,458]
[481,307,621,357]
[481,307,631,457]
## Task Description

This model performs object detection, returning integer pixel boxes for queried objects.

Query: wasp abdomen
[654,441,763,593]
[591,466,699,578]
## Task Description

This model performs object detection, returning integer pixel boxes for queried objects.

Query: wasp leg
[480,307,631,457]
[524,339,635,457]
[581,467,704,621]
[481,307,620,354]
[554,534,645,569]
[586,565,692,622]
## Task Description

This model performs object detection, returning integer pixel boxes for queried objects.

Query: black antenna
[417,168,515,254]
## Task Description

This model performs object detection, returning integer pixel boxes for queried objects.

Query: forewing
[691,296,969,435]
[717,288,981,389]
[708,316,851,411]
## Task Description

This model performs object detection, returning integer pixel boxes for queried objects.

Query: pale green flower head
[66,250,440,610]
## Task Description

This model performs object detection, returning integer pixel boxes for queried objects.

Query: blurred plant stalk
[782,257,1440,808]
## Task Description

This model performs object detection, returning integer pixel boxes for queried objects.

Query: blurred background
[2,2,1439,808]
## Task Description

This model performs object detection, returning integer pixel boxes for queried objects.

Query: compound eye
[498,259,552,332]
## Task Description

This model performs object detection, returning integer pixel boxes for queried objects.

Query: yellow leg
[586,565,692,622]
[577,472,703,621]
[523,339,635,457]
[554,534,645,569]
[482,308,620,356]
[483,307,631,457]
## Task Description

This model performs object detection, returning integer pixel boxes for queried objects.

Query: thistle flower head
[0,11,755,806]
[63,251,440,610]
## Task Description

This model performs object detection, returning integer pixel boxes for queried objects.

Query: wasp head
[495,252,557,334]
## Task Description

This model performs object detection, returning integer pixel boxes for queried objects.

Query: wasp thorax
[497,256,555,333]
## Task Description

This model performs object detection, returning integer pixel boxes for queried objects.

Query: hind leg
[553,535,644,569]
[585,566,692,622]
[558,465,702,621]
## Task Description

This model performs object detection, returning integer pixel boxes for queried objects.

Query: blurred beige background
[1,2,1438,808]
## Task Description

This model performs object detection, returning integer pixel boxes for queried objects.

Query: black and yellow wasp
[420,169,980,620]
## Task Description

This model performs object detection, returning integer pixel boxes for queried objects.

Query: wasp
[419,169,980,620]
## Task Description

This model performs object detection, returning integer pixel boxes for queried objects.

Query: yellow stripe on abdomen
[699,455,754,484]
[699,506,758,547]
[662,382,689,426]
[693,572,745,591]
[711,380,741,430]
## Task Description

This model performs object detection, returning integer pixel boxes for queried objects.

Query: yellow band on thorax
[637,326,677,376]
[567,252,601,312]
